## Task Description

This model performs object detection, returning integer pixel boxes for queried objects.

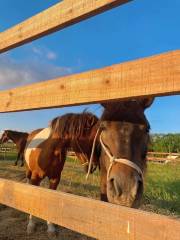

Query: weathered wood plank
[147,157,168,162]
[148,152,180,156]
[0,0,131,53]
[0,178,179,240]
[0,50,180,113]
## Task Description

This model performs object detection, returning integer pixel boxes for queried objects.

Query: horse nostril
[109,178,122,197]
[109,178,114,183]
[138,180,143,191]
[109,178,114,189]
[138,180,142,185]
[136,179,143,199]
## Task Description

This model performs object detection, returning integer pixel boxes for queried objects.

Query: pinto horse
[0,130,29,166]
[24,113,99,235]
[25,98,153,235]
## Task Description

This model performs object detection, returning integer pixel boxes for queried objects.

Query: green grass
[143,162,180,216]
[0,154,179,217]
[0,152,17,161]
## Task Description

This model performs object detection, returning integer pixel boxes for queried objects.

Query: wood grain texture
[147,157,168,162]
[0,0,130,53]
[148,152,180,156]
[0,178,179,240]
[0,50,180,113]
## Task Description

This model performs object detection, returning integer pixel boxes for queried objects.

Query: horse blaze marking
[25,128,51,169]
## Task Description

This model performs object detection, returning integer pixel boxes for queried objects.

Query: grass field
[0,153,179,240]
[0,152,179,217]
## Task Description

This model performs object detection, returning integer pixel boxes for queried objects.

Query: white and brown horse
[24,113,99,235]
[25,98,153,235]
[0,130,29,166]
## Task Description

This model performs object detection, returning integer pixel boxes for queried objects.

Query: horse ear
[138,97,154,109]
[101,101,118,109]
[101,102,109,109]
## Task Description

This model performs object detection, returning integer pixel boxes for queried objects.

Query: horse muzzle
[107,173,143,208]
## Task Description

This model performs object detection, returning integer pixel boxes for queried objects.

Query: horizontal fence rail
[0,50,180,113]
[0,178,179,240]
[0,147,16,153]
[0,0,131,53]
[148,157,171,163]
[147,152,180,163]
[148,152,180,156]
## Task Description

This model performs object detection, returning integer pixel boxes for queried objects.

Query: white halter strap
[99,134,143,181]
[86,128,100,180]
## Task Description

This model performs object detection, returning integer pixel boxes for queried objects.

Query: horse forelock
[50,112,99,139]
[101,101,150,131]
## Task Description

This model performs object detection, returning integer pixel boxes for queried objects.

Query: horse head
[99,98,154,207]
[0,130,10,144]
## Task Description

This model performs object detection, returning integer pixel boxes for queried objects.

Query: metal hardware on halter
[99,134,143,181]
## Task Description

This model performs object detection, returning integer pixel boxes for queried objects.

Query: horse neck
[91,122,100,141]
[83,123,100,156]
[8,132,24,145]
[67,123,98,155]
[81,123,99,146]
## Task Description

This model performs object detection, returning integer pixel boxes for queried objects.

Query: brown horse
[99,98,154,207]
[24,113,99,235]
[0,130,29,166]
[25,98,153,235]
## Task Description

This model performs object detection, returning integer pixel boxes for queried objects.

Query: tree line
[149,134,180,153]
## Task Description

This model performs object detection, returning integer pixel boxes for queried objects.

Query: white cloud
[0,54,72,90]
[46,51,57,60]
[32,45,57,61]
[32,46,42,55]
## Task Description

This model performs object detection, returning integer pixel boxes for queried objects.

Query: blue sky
[0,0,180,133]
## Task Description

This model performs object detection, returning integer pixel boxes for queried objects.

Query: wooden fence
[1,146,179,164]
[0,143,17,160]
[0,0,180,239]
[147,152,180,163]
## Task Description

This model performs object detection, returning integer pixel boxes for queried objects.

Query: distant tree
[150,134,180,153]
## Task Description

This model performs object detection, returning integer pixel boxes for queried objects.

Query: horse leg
[46,177,61,236]
[20,153,24,167]
[26,169,32,183]
[46,152,66,236]
[26,171,42,234]
[14,152,20,166]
